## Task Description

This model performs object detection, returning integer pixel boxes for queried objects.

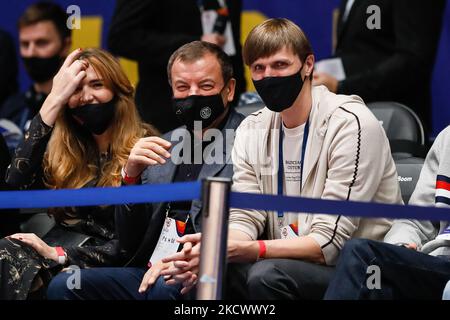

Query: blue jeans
[47,267,182,300]
[324,239,450,300]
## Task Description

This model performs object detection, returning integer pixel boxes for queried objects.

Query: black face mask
[22,54,62,83]
[172,91,226,131]
[253,66,306,113]
[68,97,117,135]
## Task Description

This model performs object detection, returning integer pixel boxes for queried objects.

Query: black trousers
[324,238,450,300]
[225,259,335,300]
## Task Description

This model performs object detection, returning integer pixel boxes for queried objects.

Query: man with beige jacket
[222,18,403,300]
[161,18,403,299]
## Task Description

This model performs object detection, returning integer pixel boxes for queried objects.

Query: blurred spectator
[108,0,245,133]
[0,2,71,133]
[0,133,9,191]
[0,29,18,107]
[313,0,445,135]
[0,118,22,155]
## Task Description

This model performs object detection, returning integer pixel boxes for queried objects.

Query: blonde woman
[0,48,158,299]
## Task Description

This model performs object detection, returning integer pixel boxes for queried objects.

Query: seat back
[20,212,56,238]
[235,102,265,117]
[235,101,265,117]
[394,157,424,204]
[367,102,426,159]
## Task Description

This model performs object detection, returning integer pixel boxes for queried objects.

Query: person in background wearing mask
[0,2,71,133]
[46,41,244,300]
[0,48,155,300]
[160,18,403,300]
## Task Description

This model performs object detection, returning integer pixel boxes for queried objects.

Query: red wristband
[121,167,140,185]
[55,246,66,265]
[257,240,266,260]
[55,246,65,256]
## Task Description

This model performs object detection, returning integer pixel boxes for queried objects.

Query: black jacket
[335,0,446,133]
[116,109,245,267]
[108,0,245,133]
[5,114,125,268]
[0,29,18,107]
[0,87,46,132]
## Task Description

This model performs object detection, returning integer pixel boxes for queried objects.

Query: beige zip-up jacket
[229,86,403,265]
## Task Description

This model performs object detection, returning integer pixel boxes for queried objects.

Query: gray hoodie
[230,86,403,265]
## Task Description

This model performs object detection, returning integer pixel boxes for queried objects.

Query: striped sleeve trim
[436,175,450,207]
[321,107,361,250]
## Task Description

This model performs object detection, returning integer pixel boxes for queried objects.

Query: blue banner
[0,181,202,209]
[230,192,450,221]
[1,181,450,222]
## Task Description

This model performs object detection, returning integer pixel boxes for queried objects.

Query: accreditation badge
[280,223,299,240]
[148,217,187,267]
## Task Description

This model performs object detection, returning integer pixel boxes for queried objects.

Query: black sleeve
[0,30,18,105]
[107,0,199,66]
[338,0,445,101]
[115,201,152,261]
[5,113,52,189]
[66,198,152,267]
[64,239,127,268]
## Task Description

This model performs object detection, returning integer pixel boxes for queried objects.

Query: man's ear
[225,78,236,103]
[305,54,315,78]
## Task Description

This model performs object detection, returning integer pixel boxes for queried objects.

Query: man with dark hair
[47,41,245,300]
[108,0,245,133]
[0,1,71,133]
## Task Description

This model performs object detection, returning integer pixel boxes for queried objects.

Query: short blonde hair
[243,18,313,66]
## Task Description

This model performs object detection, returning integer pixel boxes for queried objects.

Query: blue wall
[1,0,449,137]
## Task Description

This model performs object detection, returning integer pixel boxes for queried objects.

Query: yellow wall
[70,16,102,50]
[240,11,268,92]
[69,16,139,87]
